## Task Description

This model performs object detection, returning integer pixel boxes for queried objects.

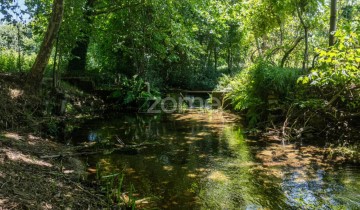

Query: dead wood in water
[40,142,161,159]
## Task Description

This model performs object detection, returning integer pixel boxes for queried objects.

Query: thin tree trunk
[311,53,319,69]
[17,24,22,72]
[206,48,212,69]
[255,37,263,57]
[139,0,146,76]
[297,7,309,72]
[205,37,213,70]
[227,47,232,74]
[277,17,284,46]
[303,27,309,71]
[26,0,64,90]
[280,36,304,67]
[329,0,337,46]
[52,35,60,89]
[214,46,218,71]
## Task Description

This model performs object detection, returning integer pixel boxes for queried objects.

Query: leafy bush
[0,50,17,72]
[0,50,36,72]
[222,61,302,126]
[298,30,360,112]
[110,75,160,107]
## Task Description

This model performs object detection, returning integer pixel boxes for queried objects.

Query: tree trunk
[52,35,60,89]
[67,38,90,75]
[227,47,232,74]
[26,0,64,90]
[255,37,263,57]
[66,0,96,76]
[302,27,309,71]
[280,36,304,67]
[17,24,22,72]
[277,17,284,46]
[297,7,309,72]
[214,46,218,71]
[329,0,337,46]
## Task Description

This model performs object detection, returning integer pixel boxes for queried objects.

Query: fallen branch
[40,142,161,159]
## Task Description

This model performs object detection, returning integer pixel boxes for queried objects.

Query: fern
[222,61,302,127]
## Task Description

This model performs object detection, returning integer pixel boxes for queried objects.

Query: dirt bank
[0,132,107,209]
[0,74,108,209]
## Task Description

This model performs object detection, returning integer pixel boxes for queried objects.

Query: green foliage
[0,23,37,72]
[298,30,360,111]
[0,50,17,72]
[85,0,248,90]
[223,61,302,126]
[299,31,360,87]
[110,75,160,107]
[0,50,36,72]
[95,163,136,208]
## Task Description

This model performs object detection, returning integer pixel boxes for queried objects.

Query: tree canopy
[0,0,359,91]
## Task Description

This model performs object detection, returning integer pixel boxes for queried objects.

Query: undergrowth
[96,163,137,209]
[217,61,302,127]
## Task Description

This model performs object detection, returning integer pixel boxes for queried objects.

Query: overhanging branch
[280,36,304,67]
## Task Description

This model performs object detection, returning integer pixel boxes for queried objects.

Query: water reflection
[88,132,98,142]
[72,113,360,209]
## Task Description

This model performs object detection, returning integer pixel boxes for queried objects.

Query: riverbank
[256,131,359,171]
[0,72,358,209]
[0,107,359,209]
[0,131,107,209]
[259,127,360,166]
[0,74,108,209]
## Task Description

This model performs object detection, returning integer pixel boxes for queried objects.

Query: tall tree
[26,0,64,90]
[66,0,96,76]
[329,0,337,46]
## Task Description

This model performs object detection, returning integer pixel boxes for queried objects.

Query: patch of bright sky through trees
[0,0,30,24]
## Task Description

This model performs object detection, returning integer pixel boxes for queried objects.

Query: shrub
[222,61,302,127]
[298,30,360,112]
[110,75,160,108]
[0,50,36,72]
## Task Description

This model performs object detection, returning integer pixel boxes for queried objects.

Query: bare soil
[0,73,107,209]
[0,132,107,209]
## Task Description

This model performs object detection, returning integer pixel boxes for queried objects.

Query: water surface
[72,112,360,209]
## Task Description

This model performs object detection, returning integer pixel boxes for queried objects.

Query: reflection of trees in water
[80,115,360,209]
[81,114,167,144]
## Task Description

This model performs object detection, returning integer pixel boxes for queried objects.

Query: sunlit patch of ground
[3,148,53,167]
[8,88,23,99]
[3,132,22,141]
[0,132,106,209]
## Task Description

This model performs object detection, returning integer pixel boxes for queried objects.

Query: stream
[71,112,360,209]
